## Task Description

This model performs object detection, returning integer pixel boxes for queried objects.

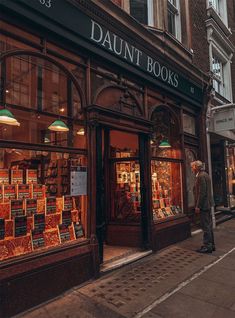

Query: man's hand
[195,207,200,214]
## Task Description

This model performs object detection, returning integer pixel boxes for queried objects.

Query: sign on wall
[213,109,235,132]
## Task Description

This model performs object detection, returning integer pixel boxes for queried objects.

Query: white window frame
[129,0,154,26]
[210,44,232,101]
[207,0,228,27]
[167,0,181,41]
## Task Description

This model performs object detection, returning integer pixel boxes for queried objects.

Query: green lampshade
[48,119,69,132]
[0,108,19,125]
[159,140,171,148]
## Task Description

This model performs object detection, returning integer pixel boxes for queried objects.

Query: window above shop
[167,0,181,41]
[151,107,182,159]
[129,0,154,26]
[207,0,228,28]
[210,50,232,101]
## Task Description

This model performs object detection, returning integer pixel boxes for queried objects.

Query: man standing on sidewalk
[191,160,215,253]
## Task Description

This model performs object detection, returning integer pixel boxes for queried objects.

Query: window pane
[130,0,148,24]
[151,108,182,159]
[152,160,183,221]
[183,113,196,135]
[110,130,139,158]
[0,148,87,262]
[110,160,141,223]
[0,106,86,149]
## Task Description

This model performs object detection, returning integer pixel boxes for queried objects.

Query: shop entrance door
[96,128,150,264]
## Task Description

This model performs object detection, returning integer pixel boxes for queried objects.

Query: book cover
[3,184,16,201]
[33,184,44,199]
[0,169,9,184]
[73,222,84,239]
[0,218,5,240]
[18,184,30,200]
[31,230,45,250]
[44,229,60,247]
[45,213,61,230]
[11,170,23,184]
[46,197,57,215]
[58,224,71,243]
[14,215,27,237]
[62,210,72,227]
[10,199,24,218]
[0,202,10,219]
[34,213,45,233]
[5,219,13,237]
[26,169,38,184]
[63,195,73,211]
[37,198,45,214]
[25,198,37,217]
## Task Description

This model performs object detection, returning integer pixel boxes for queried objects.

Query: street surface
[17,219,235,318]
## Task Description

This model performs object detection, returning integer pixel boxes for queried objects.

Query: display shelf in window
[151,160,183,221]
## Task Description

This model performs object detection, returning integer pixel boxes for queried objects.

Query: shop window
[3,54,83,119]
[129,0,154,26]
[151,107,183,221]
[0,148,87,262]
[151,108,181,159]
[110,160,141,223]
[151,160,183,221]
[167,0,181,41]
[109,130,140,223]
[183,113,196,135]
[109,130,139,158]
[226,146,235,207]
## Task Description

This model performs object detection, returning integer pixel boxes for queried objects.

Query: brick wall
[189,0,210,73]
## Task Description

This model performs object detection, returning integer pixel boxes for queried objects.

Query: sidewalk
[16,220,235,318]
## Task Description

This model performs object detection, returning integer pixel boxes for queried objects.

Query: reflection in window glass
[183,113,196,135]
[151,160,183,221]
[0,148,87,262]
[0,107,86,149]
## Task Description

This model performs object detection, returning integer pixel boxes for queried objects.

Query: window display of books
[151,161,183,221]
[0,168,85,262]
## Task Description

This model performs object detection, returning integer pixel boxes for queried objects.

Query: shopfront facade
[0,0,209,316]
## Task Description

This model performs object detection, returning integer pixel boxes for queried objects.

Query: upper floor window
[208,0,228,26]
[167,0,181,41]
[212,56,223,95]
[211,52,232,100]
[129,0,154,26]
[209,0,220,13]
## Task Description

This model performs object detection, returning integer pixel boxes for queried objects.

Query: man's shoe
[196,246,212,254]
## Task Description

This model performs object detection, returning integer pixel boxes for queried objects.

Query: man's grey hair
[191,160,204,169]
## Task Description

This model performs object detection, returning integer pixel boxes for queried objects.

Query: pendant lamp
[159,139,171,148]
[0,108,20,126]
[48,119,69,132]
[76,128,85,135]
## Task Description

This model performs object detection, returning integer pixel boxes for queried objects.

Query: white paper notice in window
[70,167,87,195]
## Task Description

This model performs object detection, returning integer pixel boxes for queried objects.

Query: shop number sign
[70,167,87,196]
[38,0,52,8]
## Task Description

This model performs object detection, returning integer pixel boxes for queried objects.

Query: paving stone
[180,277,235,309]
[150,293,217,318]
[200,266,235,287]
